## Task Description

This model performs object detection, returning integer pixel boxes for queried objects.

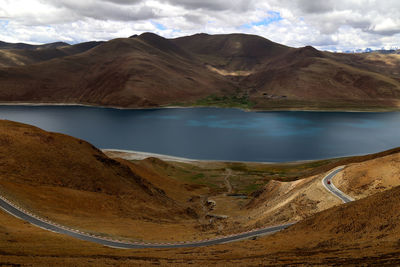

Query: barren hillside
[0,33,236,108]
[0,120,399,265]
[0,33,400,110]
[0,41,102,68]
[244,148,400,230]
[333,152,400,199]
[0,171,399,265]
[244,174,341,227]
[0,120,213,241]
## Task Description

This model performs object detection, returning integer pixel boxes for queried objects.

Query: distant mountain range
[343,48,400,54]
[0,33,399,110]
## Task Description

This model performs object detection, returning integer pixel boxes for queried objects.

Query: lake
[1,105,399,162]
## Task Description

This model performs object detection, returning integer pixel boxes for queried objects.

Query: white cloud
[0,0,399,50]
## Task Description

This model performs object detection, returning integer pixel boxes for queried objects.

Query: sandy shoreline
[0,102,158,110]
[101,149,324,164]
[102,149,213,163]
[0,102,396,113]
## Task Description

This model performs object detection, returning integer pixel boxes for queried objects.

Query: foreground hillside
[0,120,400,265]
[0,172,399,265]
[334,151,400,199]
[0,120,217,241]
[0,33,400,110]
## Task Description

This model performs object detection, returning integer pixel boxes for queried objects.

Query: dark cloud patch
[183,14,206,25]
[345,19,371,30]
[278,0,400,36]
[164,0,253,11]
[45,0,159,22]
[293,0,335,14]
[100,0,143,5]
[309,35,338,47]
[367,29,400,36]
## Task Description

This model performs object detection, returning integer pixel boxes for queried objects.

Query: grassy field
[193,94,254,109]
[167,97,399,112]
[131,146,400,196]
[250,98,400,112]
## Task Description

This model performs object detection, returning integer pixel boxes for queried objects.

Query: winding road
[0,166,352,249]
[0,194,294,248]
[322,166,354,203]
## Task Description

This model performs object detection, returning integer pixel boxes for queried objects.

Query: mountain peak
[296,45,324,58]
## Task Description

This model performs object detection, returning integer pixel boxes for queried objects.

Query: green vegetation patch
[130,146,400,195]
[195,94,254,109]
[242,183,264,195]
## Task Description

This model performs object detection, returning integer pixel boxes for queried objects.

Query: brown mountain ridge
[0,32,400,110]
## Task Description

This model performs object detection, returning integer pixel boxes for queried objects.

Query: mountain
[344,48,400,54]
[0,33,235,107]
[0,33,399,110]
[0,40,69,50]
[171,33,290,71]
[0,41,103,67]
[242,46,400,109]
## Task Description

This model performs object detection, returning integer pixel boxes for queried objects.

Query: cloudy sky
[0,0,399,51]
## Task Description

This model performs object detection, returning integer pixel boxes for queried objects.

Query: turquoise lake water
[1,106,399,162]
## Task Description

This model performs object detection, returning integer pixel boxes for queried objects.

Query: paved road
[0,194,294,248]
[0,166,352,249]
[322,166,354,203]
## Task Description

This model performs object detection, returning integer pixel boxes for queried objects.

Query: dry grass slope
[0,175,399,265]
[0,120,213,242]
[0,120,399,265]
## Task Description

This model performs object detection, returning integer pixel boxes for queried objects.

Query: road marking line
[0,191,294,248]
[322,166,354,203]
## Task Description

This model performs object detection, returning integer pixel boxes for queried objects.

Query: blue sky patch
[152,21,166,30]
[0,20,9,28]
[241,11,282,29]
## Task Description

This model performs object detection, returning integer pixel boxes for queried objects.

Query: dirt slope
[0,178,399,265]
[333,152,400,199]
[0,120,208,241]
[244,174,341,228]
[210,183,400,265]
[244,149,400,230]
[0,120,399,264]
[0,120,165,196]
